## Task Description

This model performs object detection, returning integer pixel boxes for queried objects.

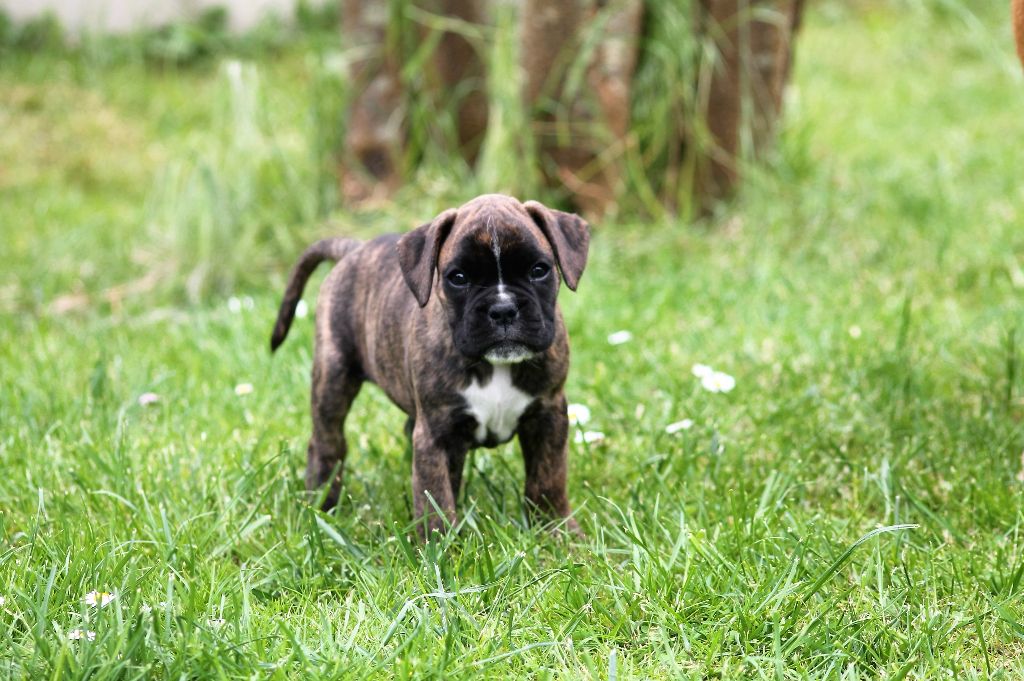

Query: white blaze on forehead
[461,365,535,443]
[488,216,514,302]
[488,216,504,282]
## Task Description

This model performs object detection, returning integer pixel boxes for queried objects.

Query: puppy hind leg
[307,351,362,511]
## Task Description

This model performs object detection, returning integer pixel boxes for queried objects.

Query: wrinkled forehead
[439,201,552,265]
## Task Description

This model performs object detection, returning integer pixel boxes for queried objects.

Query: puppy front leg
[517,394,581,535]
[411,422,462,539]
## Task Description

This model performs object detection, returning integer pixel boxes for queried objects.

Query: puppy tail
[270,238,358,352]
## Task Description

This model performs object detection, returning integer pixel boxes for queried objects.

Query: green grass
[3,1,1024,677]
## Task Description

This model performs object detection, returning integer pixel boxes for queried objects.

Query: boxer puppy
[271,194,589,538]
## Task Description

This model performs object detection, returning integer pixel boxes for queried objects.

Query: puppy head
[397,194,590,363]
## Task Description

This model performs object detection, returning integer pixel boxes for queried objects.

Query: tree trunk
[340,0,403,203]
[418,0,489,164]
[694,0,804,213]
[336,0,804,215]
[520,0,644,217]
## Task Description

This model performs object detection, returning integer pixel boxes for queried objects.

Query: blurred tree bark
[694,0,804,213]
[340,0,488,202]
[337,0,804,216]
[418,0,490,164]
[520,0,644,217]
[340,0,403,202]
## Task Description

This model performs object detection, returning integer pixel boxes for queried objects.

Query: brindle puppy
[271,194,590,537]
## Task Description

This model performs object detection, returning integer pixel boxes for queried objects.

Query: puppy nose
[488,301,518,325]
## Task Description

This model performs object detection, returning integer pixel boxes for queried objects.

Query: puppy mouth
[484,340,537,365]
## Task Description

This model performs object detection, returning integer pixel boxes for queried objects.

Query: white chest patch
[460,366,535,444]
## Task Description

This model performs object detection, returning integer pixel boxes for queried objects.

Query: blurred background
[1,0,803,224]
[1,0,1020,309]
[4,0,965,309]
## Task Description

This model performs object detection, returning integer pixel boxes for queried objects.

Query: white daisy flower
[227,296,242,313]
[295,299,309,319]
[691,363,714,379]
[137,392,160,406]
[665,419,694,434]
[574,430,606,445]
[234,383,254,396]
[140,604,152,614]
[607,330,633,345]
[567,403,591,426]
[68,629,96,641]
[84,591,116,608]
[701,371,736,394]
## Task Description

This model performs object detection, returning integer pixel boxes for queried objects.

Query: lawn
[2,1,1024,678]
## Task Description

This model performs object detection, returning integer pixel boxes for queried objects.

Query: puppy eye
[446,270,469,287]
[529,263,551,280]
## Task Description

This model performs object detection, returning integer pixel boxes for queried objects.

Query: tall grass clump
[356,2,540,207]
[143,57,347,301]
[398,0,465,171]
[628,0,797,218]
[474,3,539,197]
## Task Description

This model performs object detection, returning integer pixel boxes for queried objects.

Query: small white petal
[567,403,591,426]
[848,325,862,339]
[68,629,97,641]
[701,371,736,393]
[208,618,226,628]
[295,299,309,319]
[234,383,254,396]
[665,419,694,434]
[607,330,633,345]
[0,596,5,606]
[227,297,242,313]
[137,392,160,406]
[574,430,606,444]
[691,363,714,378]
[140,604,152,613]
[84,591,116,607]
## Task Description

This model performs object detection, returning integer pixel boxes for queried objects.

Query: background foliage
[2,0,1024,677]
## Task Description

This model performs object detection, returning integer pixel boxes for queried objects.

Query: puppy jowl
[271,194,590,538]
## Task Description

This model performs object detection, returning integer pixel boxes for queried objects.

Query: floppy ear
[397,208,458,307]
[523,201,591,291]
